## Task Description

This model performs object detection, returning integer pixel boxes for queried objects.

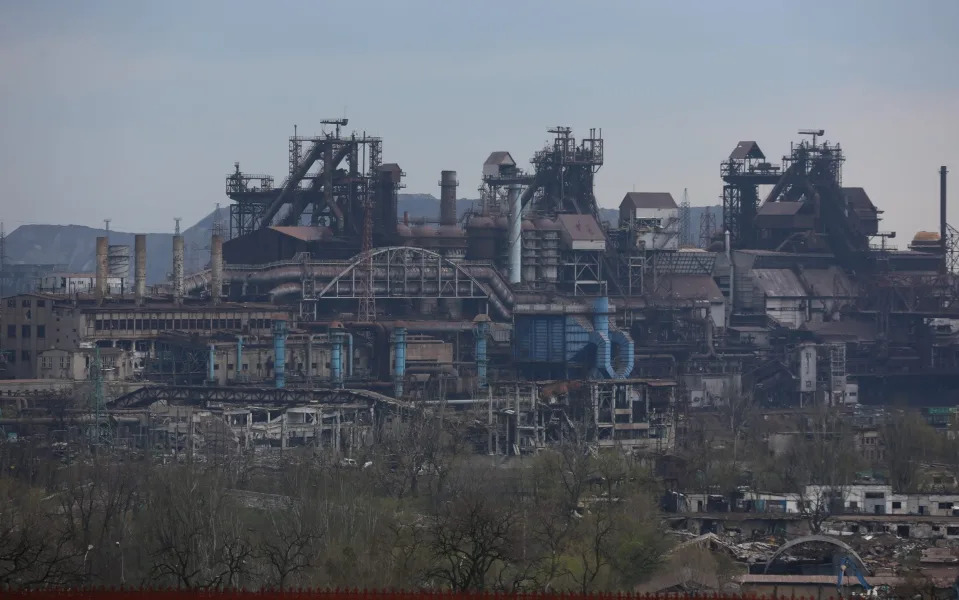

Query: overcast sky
[1,0,957,242]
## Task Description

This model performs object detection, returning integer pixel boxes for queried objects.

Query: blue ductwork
[590,297,634,379]
[273,320,288,389]
[393,326,407,398]
[474,315,490,388]
[511,297,634,378]
[330,325,344,387]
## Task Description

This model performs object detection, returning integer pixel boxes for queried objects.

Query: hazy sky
[1,1,957,242]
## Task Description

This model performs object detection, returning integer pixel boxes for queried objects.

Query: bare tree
[779,405,862,533]
[426,467,521,591]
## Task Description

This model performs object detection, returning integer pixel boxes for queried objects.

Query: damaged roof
[799,266,857,297]
[556,214,605,242]
[621,192,677,210]
[656,274,724,302]
[752,268,807,298]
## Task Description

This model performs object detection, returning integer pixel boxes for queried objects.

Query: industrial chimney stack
[210,234,223,305]
[942,166,949,270]
[134,234,147,304]
[95,236,109,303]
[439,170,458,227]
[173,219,184,305]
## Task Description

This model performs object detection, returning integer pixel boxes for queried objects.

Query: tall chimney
[95,236,109,302]
[942,166,949,269]
[172,232,184,304]
[134,234,147,304]
[439,170,458,226]
[210,234,223,305]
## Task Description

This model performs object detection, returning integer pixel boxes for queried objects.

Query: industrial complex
[3,121,959,593]
[0,124,956,451]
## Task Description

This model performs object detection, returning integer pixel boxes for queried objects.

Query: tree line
[0,415,668,591]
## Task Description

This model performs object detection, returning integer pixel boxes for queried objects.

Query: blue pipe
[208,344,216,383]
[393,326,407,398]
[474,315,490,388]
[330,327,344,387]
[273,320,288,389]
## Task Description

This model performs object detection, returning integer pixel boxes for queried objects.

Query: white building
[619,192,680,251]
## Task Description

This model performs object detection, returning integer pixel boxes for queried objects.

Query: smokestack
[210,234,223,305]
[172,233,184,304]
[95,236,109,302]
[439,170,458,226]
[134,234,146,304]
[942,166,949,268]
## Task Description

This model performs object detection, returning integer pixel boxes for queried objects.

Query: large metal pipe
[474,314,490,388]
[942,166,949,269]
[393,326,407,398]
[211,234,223,304]
[440,170,458,226]
[95,236,109,302]
[134,234,147,304]
[173,234,184,304]
[273,320,288,389]
[508,184,522,284]
[330,324,344,387]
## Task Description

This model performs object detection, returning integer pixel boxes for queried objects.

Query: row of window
[6,324,45,338]
[6,350,30,364]
[93,318,273,332]
[6,298,45,308]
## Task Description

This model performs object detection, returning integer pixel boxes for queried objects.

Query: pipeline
[190,262,516,313]
[330,325,344,387]
[273,320,288,389]
[508,184,521,284]
[474,315,490,388]
[393,326,407,398]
